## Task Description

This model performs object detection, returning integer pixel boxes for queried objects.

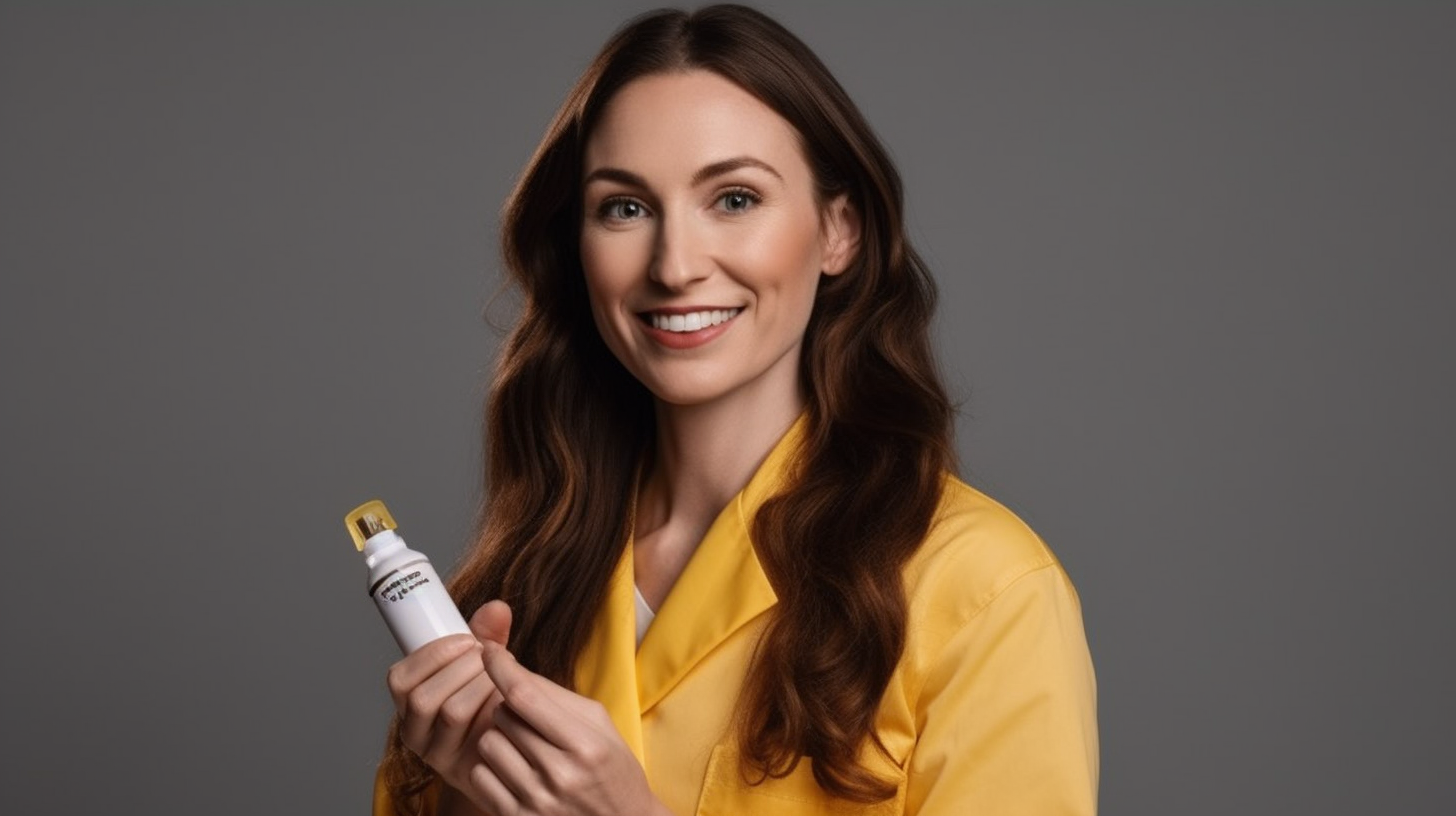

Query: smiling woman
[580,70,858,410]
[373,6,1097,816]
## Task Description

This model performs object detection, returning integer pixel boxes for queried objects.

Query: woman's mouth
[644,308,741,332]
[637,307,742,349]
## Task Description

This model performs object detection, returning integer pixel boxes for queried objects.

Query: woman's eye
[718,190,758,213]
[600,198,647,220]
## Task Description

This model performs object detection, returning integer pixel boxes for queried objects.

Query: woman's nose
[649,212,712,291]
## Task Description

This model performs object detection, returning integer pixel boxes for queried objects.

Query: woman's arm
[906,564,1099,815]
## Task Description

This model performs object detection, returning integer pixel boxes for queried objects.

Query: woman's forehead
[583,70,810,186]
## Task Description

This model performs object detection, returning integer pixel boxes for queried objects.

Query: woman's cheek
[580,243,627,354]
[741,218,823,313]
[581,240,627,308]
[588,228,655,286]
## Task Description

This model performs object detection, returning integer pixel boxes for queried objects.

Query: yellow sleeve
[905,564,1099,815]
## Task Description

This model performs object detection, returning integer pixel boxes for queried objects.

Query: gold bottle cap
[344,499,398,551]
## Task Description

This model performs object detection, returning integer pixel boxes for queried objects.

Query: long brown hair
[381,5,953,810]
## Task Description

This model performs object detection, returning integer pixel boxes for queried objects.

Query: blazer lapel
[634,415,806,715]
[573,542,646,764]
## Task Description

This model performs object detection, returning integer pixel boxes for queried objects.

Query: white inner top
[633,583,656,647]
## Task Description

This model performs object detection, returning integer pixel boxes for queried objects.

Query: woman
[377,6,1097,816]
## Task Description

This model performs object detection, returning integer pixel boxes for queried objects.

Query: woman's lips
[638,307,742,349]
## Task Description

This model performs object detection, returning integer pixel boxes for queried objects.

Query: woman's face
[579,70,858,410]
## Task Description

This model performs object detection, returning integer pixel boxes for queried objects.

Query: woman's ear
[819,193,861,276]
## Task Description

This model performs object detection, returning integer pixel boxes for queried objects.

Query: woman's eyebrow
[582,157,783,189]
[691,157,783,185]
[583,167,647,188]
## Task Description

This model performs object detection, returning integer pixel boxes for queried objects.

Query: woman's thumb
[470,599,512,647]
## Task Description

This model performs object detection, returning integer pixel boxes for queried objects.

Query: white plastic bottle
[345,499,471,654]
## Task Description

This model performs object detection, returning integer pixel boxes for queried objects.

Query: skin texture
[387,69,860,816]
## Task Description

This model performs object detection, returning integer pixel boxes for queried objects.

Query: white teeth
[650,308,741,332]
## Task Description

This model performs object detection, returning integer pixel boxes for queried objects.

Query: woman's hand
[463,641,670,816]
[386,601,513,809]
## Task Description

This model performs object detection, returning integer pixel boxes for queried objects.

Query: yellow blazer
[375,419,1098,815]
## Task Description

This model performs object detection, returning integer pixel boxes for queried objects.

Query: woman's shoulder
[901,473,1079,629]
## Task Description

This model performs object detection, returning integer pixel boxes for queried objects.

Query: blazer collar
[574,414,808,755]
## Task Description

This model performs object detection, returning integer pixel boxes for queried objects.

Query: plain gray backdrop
[2,2,1452,814]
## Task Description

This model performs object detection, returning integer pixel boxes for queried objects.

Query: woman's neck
[632,375,804,603]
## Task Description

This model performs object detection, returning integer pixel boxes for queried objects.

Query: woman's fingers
[470,599,512,648]
[469,760,528,816]
[390,639,486,753]
[481,641,584,749]
[385,634,478,711]
[476,723,543,803]
[454,689,525,815]
[473,695,594,814]
[491,703,571,786]
[376,605,529,809]
[465,644,660,816]
[421,670,496,764]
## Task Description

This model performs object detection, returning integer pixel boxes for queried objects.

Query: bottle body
[363,528,471,654]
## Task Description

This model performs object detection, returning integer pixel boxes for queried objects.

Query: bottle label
[376,566,434,603]
[371,559,470,653]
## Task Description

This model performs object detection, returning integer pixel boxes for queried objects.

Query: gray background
[2,2,1451,814]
